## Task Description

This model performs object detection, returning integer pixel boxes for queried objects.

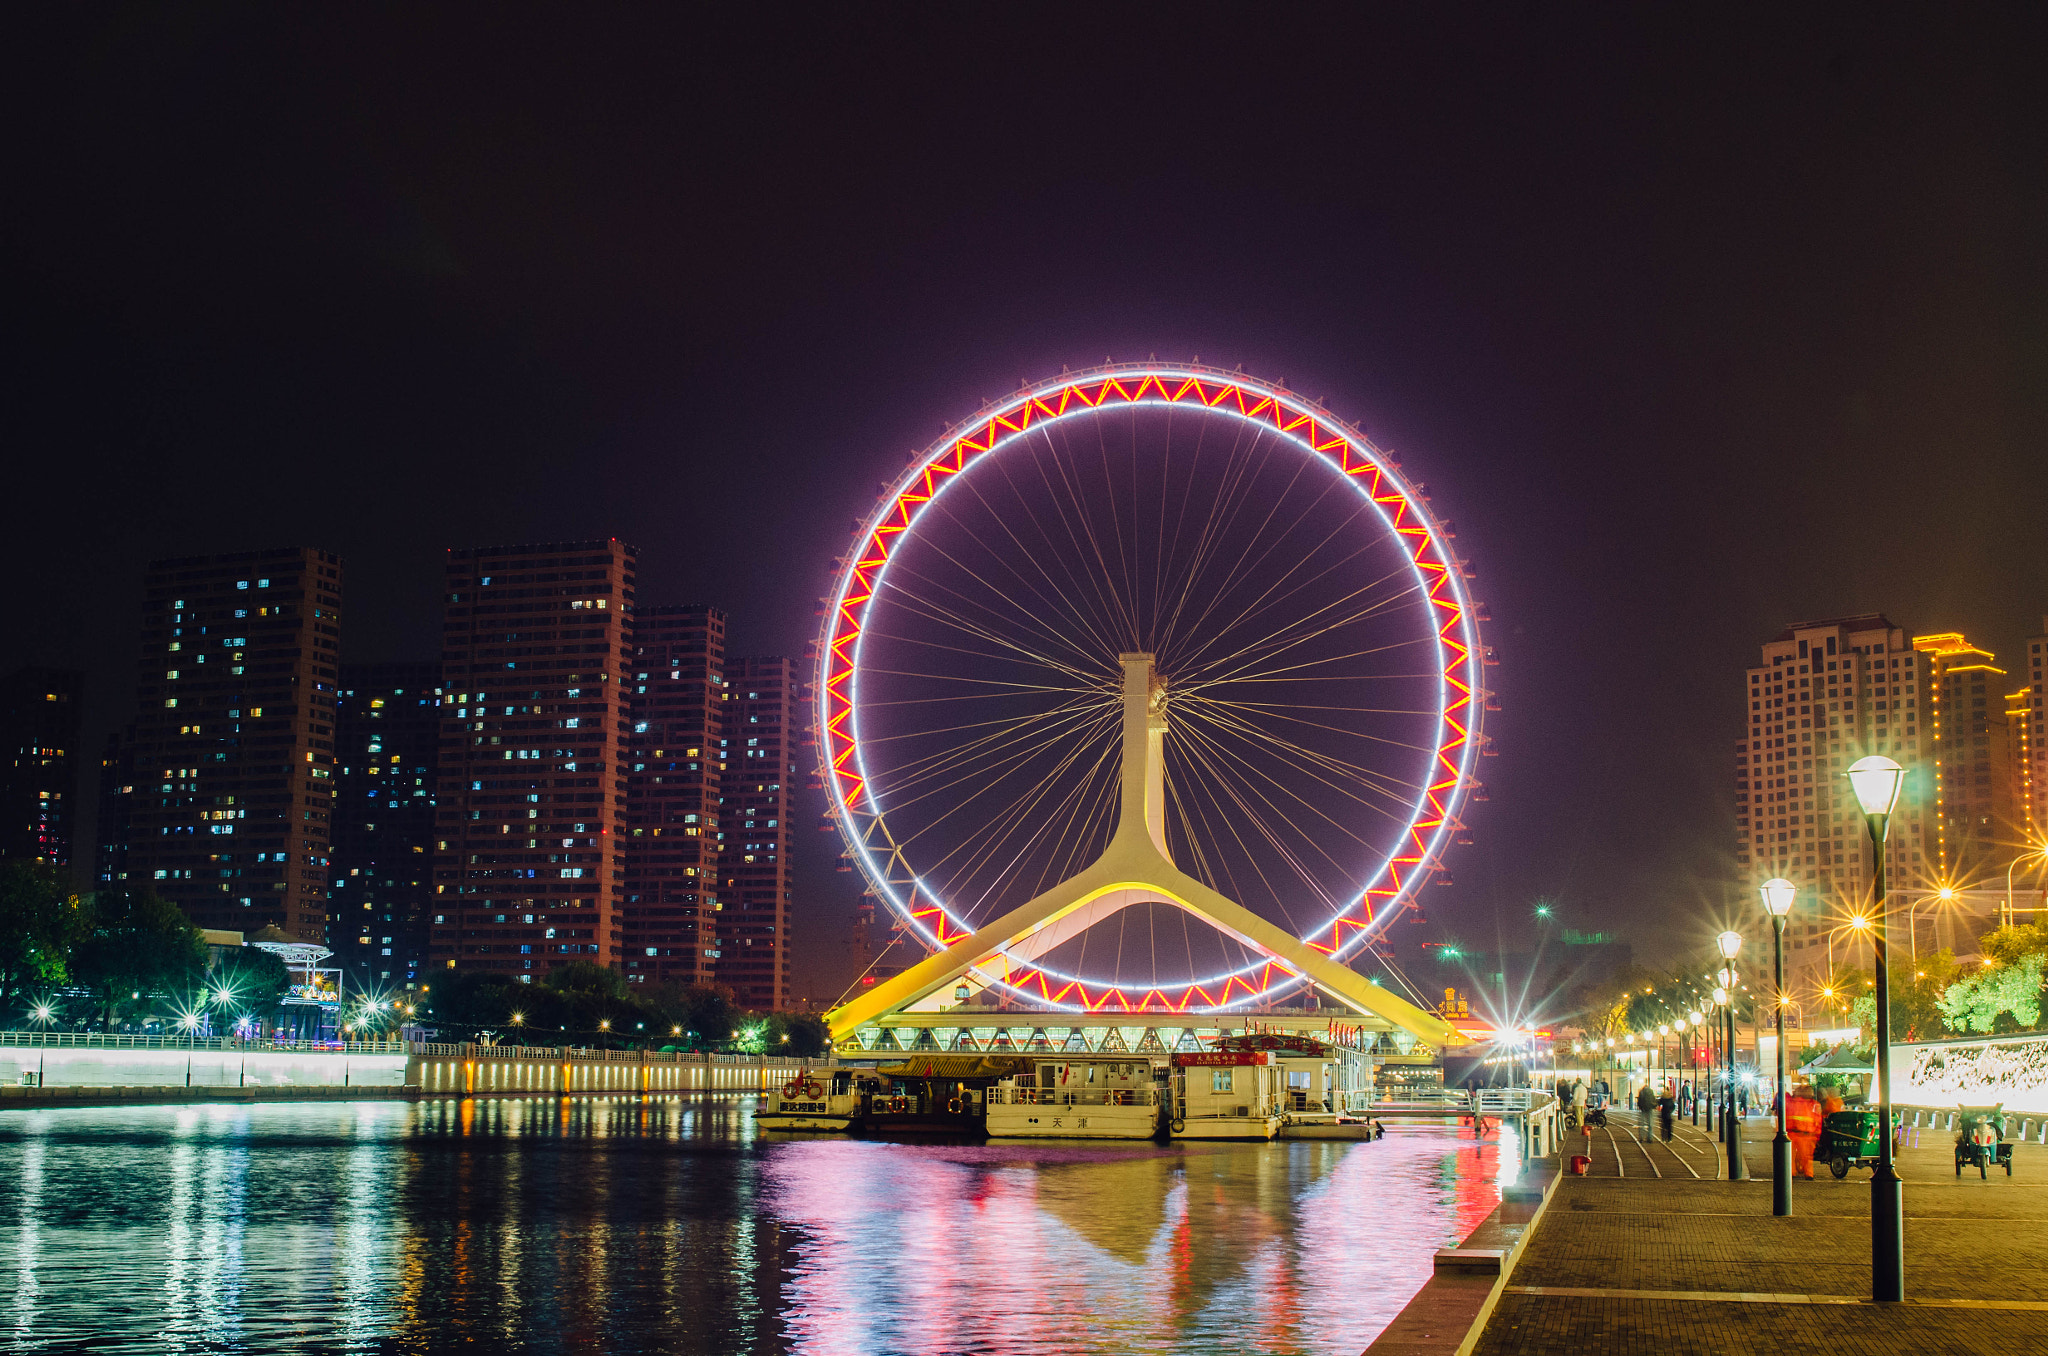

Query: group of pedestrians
[1635,1080,1677,1141]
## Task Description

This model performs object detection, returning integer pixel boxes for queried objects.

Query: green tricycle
[1819,1109,1885,1179]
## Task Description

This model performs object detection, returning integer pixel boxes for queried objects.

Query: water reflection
[0,1100,1504,1354]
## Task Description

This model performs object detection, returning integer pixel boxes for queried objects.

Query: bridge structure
[826,654,1463,1062]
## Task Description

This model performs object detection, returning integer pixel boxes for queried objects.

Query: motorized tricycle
[1819,1108,1883,1179]
[1954,1106,2015,1179]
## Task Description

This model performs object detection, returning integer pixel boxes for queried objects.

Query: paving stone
[1469,1110,2048,1355]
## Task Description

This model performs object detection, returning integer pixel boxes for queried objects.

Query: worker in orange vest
[1785,1081,1823,1179]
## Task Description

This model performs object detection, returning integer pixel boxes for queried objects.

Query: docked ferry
[1169,1050,1286,1139]
[757,1054,1032,1133]
[985,1057,1166,1139]
[757,1066,879,1132]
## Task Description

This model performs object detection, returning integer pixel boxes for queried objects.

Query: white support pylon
[826,655,1462,1047]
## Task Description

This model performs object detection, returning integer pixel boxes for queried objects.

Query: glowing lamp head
[1849,914,1870,931]
[509,1012,523,1025]
[1847,755,1906,817]
[1937,886,1956,901]
[1658,1024,1669,1035]
[599,1019,610,1031]
[1715,929,1744,960]
[1760,878,1796,918]
[31,1004,53,1023]
[1712,986,1729,1006]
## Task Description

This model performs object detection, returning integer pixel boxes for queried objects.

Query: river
[0,1097,1514,1354]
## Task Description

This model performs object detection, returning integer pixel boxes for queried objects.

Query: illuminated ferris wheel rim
[815,361,1485,1012]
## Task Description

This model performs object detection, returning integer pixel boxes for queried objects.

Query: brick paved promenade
[1471,1109,2048,1354]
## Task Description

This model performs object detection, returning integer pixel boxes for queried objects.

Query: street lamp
[1688,1010,1703,1125]
[1761,877,1797,1217]
[1847,752,1906,1303]
[1714,935,1748,1182]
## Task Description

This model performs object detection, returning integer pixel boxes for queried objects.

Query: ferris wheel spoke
[1167,728,1313,931]
[1176,544,1409,683]
[1176,579,1429,689]
[911,712,1122,912]
[874,698,1115,805]
[1025,427,1143,650]
[924,483,1132,666]
[1154,424,1277,653]
[884,545,1114,677]
[988,428,1134,657]
[1171,714,1390,873]
[1171,729,1359,917]
[1176,694,1435,788]
[1159,451,1332,662]
[949,736,1122,923]
[1172,704,1420,833]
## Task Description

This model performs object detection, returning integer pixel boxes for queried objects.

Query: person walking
[1636,1081,1657,1141]
[1786,1081,1823,1179]
[1658,1082,1676,1143]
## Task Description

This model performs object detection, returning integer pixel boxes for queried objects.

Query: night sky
[7,7,2046,1005]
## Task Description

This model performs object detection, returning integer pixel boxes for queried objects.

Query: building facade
[623,604,728,988]
[95,724,138,891]
[0,667,82,870]
[1914,632,2016,885]
[125,549,344,939]
[430,540,636,983]
[718,657,798,1010]
[332,663,441,992]
[2019,618,2047,846]
[1738,616,1934,1004]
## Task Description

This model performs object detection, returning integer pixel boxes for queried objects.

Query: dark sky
[6,6,2046,1004]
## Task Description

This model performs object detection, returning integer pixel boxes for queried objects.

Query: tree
[212,947,291,1023]
[71,888,207,1026]
[1937,955,2046,1034]
[766,1012,830,1057]
[0,861,91,1015]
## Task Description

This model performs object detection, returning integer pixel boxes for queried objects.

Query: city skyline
[5,8,2046,997]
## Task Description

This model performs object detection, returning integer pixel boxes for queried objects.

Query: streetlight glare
[1712,986,1729,1005]
[1846,755,1906,817]
[1715,930,1743,960]
[1759,878,1796,918]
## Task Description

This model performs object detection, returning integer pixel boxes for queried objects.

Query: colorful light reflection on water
[0,1099,1510,1354]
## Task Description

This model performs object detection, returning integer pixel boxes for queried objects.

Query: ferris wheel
[818,362,1487,1021]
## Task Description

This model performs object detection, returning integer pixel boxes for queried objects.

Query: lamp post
[1716,928,1747,1181]
[1848,754,1906,1303]
[1689,1010,1703,1126]
[1761,877,1796,1216]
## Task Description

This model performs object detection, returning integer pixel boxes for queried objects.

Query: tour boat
[985,1057,1166,1139]
[1169,1050,1285,1140]
[757,1066,880,1132]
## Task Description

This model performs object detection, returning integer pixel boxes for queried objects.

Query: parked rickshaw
[1954,1106,2015,1179]
[1820,1108,1884,1179]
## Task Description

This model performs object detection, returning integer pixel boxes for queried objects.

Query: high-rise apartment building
[2018,618,2047,844]
[431,540,636,983]
[0,667,82,870]
[1914,633,2016,882]
[1738,616,1934,1002]
[96,724,138,890]
[126,548,344,939]
[623,604,728,987]
[333,663,442,991]
[718,656,798,1010]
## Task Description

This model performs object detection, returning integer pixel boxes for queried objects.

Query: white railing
[414,1041,823,1067]
[0,1031,406,1054]
[994,1086,1160,1107]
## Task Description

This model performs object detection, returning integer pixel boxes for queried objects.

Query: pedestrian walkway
[1473,1111,2048,1354]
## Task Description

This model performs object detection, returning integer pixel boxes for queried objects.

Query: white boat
[757,1067,878,1132]
[1170,1051,1284,1140]
[985,1058,1165,1139]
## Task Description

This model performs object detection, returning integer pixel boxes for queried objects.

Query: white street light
[1716,929,1744,961]
[1847,755,1906,817]
[1760,877,1796,919]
